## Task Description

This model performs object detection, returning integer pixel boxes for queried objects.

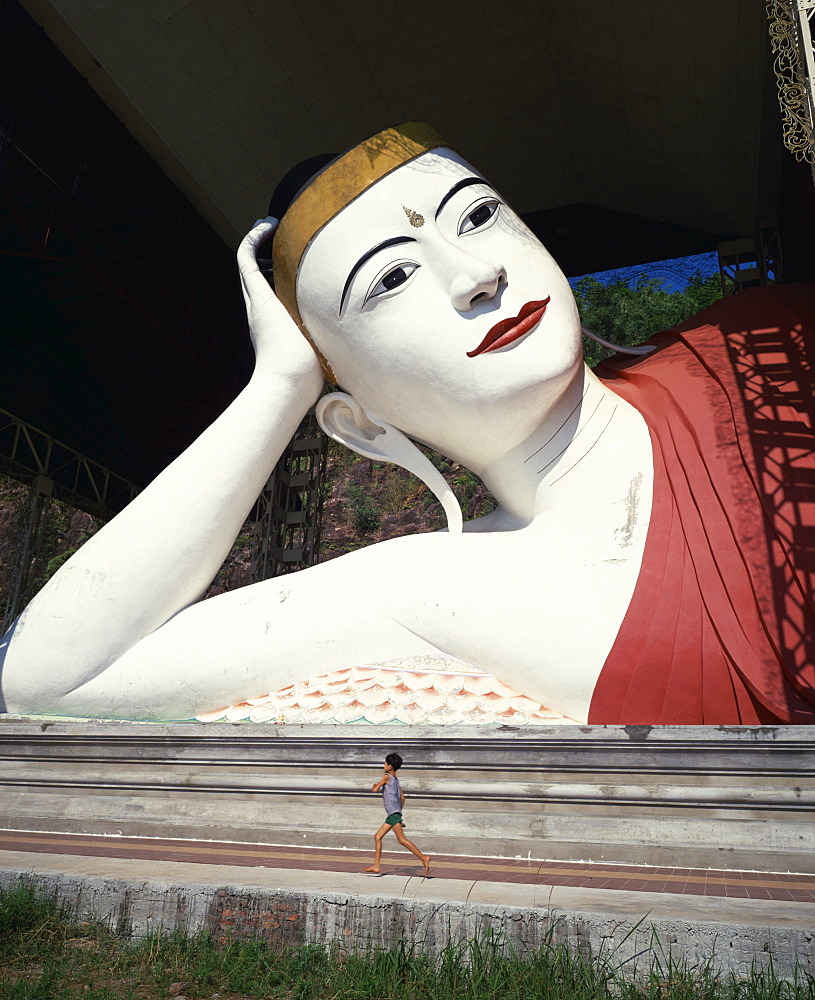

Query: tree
[574,271,729,367]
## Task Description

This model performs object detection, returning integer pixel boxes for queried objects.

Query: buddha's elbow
[0,618,100,716]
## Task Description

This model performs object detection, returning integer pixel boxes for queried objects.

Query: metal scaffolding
[717,222,783,294]
[0,407,139,630]
[0,407,138,518]
[251,410,328,581]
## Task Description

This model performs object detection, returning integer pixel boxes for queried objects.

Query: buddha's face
[297,149,583,466]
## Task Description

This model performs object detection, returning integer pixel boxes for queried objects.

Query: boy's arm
[400,789,405,808]
[371,774,390,793]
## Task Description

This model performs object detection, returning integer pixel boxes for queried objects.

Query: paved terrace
[3,829,815,901]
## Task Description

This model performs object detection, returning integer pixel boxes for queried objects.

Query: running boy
[364,752,431,876]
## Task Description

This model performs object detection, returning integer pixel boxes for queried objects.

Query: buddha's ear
[316,392,463,534]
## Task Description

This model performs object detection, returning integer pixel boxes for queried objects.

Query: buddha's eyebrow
[434,176,491,219]
[340,235,416,313]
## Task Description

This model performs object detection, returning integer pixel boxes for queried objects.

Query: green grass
[0,882,812,999]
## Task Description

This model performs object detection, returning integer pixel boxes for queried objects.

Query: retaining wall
[1,863,812,983]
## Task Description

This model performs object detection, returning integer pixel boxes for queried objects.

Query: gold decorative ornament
[272,122,449,384]
[767,0,815,164]
[402,205,425,227]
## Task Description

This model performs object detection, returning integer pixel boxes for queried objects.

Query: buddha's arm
[0,220,324,709]
[6,520,610,721]
[28,538,443,720]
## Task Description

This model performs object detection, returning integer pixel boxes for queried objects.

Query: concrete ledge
[0,850,813,982]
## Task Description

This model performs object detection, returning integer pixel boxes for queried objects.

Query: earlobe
[316,392,463,533]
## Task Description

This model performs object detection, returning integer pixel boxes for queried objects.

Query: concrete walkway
[1,829,814,981]
[2,829,814,903]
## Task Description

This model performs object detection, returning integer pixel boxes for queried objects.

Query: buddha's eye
[365,261,419,303]
[458,198,500,236]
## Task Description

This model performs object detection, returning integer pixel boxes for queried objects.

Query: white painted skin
[0,150,653,724]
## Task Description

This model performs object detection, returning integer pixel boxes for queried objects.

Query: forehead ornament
[402,205,425,227]
[272,122,448,384]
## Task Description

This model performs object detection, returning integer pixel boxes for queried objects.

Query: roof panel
[19,0,786,263]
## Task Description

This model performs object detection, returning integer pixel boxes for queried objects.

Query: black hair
[257,153,336,280]
[385,752,403,771]
[267,152,337,221]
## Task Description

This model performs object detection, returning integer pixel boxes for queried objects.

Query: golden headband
[272,122,449,384]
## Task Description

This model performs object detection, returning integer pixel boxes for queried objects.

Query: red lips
[466,297,551,357]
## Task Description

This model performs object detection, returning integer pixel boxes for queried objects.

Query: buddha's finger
[238,217,277,302]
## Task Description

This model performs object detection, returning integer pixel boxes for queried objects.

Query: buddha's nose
[451,259,506,311]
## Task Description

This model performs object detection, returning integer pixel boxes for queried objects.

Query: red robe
[589,284,815,724]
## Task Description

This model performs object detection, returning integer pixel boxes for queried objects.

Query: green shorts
[385,812,404,826]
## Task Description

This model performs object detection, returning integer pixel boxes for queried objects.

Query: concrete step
[1,720,813,872]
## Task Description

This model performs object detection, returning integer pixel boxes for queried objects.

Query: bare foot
[363,866,380,874]
[422,856,431,876]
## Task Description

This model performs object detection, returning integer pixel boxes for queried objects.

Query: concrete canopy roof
[20,0,780,253]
